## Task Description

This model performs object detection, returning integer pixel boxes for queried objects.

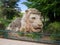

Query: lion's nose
[38,24,42,26]
[38,23,43,27]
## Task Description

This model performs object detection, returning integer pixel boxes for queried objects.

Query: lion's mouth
[34,27,42,29]
[33,27,42,32]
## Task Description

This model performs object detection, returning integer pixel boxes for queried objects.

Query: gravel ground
[0,38,52,45]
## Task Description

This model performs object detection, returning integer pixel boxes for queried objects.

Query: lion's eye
[32,17,36,19]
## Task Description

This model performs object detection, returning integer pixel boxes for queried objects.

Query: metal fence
[0,30,60,44]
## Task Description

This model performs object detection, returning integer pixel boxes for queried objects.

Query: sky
[17,0,28,12]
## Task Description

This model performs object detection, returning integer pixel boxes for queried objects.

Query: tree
[23,0,60,22]
[0,0,20,19]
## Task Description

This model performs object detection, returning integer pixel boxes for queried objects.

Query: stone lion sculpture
[6,8,43,33]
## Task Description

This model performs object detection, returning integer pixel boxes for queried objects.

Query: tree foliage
[0,0,20,19]
[23,0,60,22]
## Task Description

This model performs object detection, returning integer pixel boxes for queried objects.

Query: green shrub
[44,22,60,41]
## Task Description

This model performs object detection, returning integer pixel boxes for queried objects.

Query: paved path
[0,38,51,45]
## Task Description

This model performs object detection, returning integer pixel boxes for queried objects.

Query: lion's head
[20,8,43,32]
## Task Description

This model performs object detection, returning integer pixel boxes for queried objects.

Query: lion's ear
[25,10,29,13]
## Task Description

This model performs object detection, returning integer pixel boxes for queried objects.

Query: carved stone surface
[6,8,43,38]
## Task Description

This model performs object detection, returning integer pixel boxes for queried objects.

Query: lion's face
[29,13,43,32]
